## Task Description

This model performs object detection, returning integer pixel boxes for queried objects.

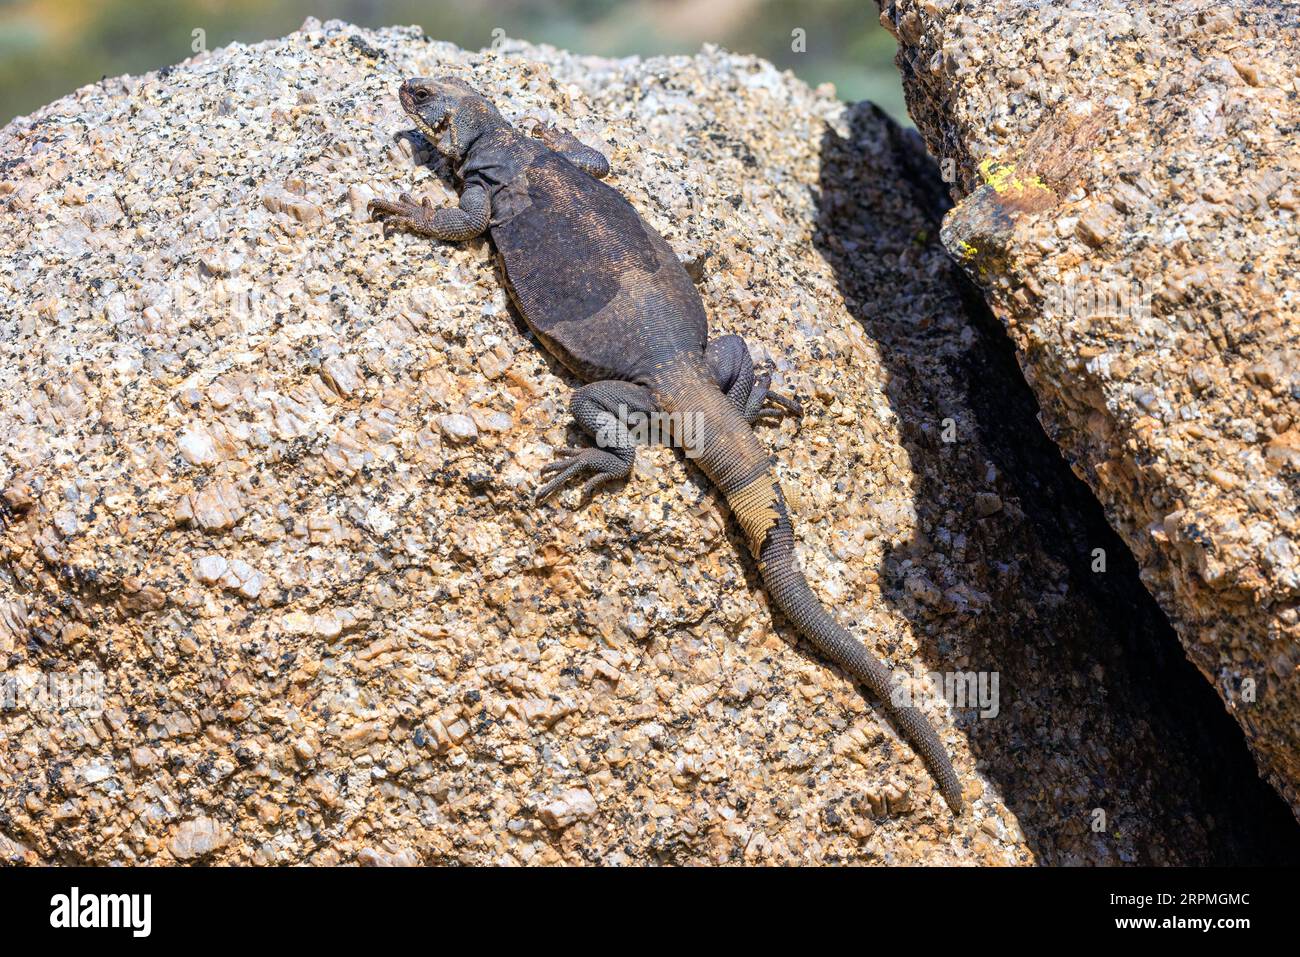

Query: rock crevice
[881,0,1300,815]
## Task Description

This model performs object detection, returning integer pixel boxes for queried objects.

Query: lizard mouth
[409,111,447,146]
[402,98,451,149]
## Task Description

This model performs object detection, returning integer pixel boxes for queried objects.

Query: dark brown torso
[473,143,708,385]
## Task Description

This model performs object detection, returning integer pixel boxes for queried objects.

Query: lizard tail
[751,509,966,814]
[668,369,964,813]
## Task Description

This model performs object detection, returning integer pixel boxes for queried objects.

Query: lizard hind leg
[535,380,658,504]
[704,334,803,424]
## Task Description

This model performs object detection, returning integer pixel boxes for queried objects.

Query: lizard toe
[748,374,802,424]
[368,198,407,219]
[538,448,585,477]
[535,454,585,500]
[534,466,580,502]
[578,471,619,505]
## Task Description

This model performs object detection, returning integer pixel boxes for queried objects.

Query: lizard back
[488,149,707,384]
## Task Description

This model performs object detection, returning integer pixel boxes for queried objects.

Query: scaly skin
[370,76,965,814]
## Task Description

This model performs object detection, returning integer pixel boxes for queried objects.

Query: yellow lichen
[978,158,1050,196]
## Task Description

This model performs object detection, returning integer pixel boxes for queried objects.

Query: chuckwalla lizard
[369,76,964,813]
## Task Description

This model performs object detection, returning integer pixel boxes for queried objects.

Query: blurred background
[0,0,906,126]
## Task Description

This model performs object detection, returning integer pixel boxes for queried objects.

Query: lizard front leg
[705,334,802,424]
[523,120,611,179]
[368,184,490,241]
[536,380,657,503]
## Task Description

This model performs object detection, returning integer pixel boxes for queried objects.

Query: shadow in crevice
[813,102,1300,864]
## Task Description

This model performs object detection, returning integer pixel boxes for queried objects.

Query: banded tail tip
[933,762,965,815]
[942,782,965,816]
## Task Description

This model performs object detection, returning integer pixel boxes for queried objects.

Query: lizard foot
[521,119,571,151]
[750,372,803,423]
[535,447,633,505]
[705,334,800,426]
[520,118,610,179]
[368,193,432,236]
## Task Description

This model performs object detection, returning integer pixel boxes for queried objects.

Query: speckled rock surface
[882,0,1300,816]
[1,21,1295,865]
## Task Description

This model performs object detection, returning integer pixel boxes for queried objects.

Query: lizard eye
[411,88,430,104]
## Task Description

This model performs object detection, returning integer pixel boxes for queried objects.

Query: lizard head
[398,75,503,161]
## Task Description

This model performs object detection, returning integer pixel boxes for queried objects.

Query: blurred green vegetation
[0,0,907,125]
